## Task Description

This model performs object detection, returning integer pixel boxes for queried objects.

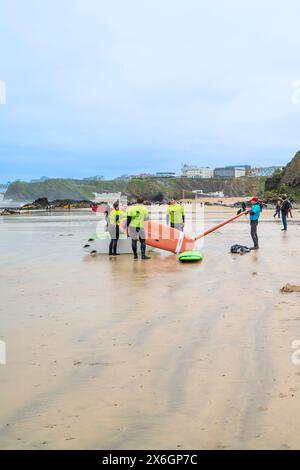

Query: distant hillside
[265,151,300,200]
[4,179,127,202]
[4,176,264,202]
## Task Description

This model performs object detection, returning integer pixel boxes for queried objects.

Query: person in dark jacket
[273,200,281,218]
[249,197,261,250]
[280,195,290,231]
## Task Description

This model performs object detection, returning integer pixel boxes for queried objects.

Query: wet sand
[1,208,300,449]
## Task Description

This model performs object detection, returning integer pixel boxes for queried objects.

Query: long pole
[194,210,250,241]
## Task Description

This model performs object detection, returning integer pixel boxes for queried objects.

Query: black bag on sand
[230,244,251,254]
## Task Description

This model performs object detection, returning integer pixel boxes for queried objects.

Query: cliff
[265,151,300,199]
[4,176,264,203]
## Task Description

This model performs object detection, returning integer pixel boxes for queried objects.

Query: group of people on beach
[107,198,151,259]
[107,198,185,259]
[106,194,293,258]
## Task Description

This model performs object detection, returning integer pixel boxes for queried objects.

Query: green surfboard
[178,250,203,262]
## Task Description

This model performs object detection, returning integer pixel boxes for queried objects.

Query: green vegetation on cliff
[265,151,300,200]
[5,176,264,202]
[5,179,127,202]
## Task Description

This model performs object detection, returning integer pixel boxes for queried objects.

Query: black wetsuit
[109,212,120,255]
[127,216,147,258]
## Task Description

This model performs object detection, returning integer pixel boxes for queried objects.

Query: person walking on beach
[166,199,185,231]
[280,195,290,231]
[249,196,261,250]
[108,201,126,256]
[273,200,281,218]
[127,197,151,260]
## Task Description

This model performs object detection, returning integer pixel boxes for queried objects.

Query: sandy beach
[1,207,300,449]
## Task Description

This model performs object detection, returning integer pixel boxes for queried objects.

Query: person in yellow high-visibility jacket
[108,201,126,256]
[126,197,151,260]
[166,199,185,231]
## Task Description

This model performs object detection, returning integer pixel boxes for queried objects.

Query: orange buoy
[144,221,195,253]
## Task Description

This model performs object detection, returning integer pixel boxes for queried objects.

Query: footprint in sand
[258,406,268,412]
[217,444,229,449]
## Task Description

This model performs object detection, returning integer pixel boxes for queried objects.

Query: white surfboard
[83,232,133,255]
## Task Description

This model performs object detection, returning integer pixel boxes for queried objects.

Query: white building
[214,166,246,178]
[181,165,214,178]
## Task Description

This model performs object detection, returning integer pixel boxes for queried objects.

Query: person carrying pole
[166,199,185,231]
[249,197,261,250]
[126,197,151,260]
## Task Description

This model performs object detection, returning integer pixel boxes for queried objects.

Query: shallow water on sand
[1,209,300,449]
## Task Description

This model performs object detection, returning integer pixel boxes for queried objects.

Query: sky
[1,0,300,182]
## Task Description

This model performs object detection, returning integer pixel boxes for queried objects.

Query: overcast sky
[1,0,300,181]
